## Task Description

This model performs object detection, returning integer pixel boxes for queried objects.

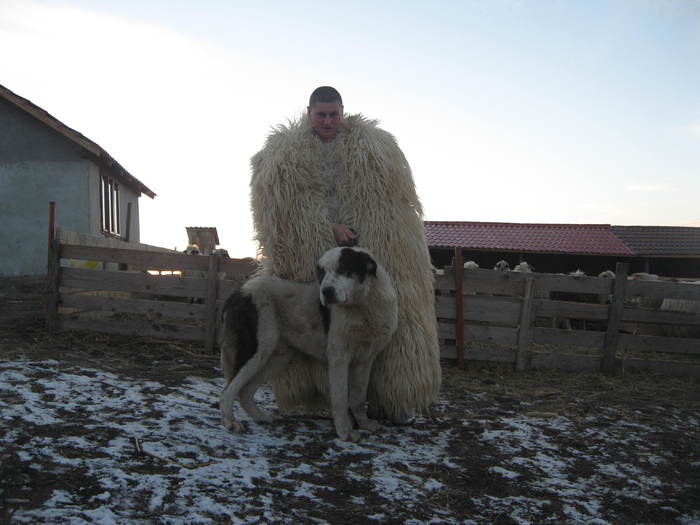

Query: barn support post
[454,247,465,369]
[515,277,535,371]
[601,262,630,375]
[204,254,222,353]
[46,203,60,332]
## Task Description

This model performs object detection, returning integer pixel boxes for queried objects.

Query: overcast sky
[2,0,699,257]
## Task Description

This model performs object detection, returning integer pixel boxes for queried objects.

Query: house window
[100,173,121,236]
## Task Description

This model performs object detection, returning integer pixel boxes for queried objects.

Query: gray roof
[612,226,700,256]
[0,83,155,198]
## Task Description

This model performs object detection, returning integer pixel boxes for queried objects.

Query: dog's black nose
[322,287,336,304]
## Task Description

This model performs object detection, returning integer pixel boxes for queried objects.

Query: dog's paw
[348,430,362,442]
[252,410,276,424]
[223,419,247,433]
[336,427,362,442]
[358,418,381,432]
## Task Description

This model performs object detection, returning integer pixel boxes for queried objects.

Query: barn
[426,221,700,279]
[0,83,155,277]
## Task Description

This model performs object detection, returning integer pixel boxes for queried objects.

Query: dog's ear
[364,254,377,278]
[338,247,377,282]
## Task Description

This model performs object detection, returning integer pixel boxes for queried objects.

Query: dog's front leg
[348,359,380,433]
[327,343,360,442]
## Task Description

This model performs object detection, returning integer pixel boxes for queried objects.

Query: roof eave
[0,83,156,199]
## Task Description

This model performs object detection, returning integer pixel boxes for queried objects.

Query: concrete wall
[0,96,141,276]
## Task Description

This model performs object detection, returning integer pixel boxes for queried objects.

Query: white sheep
[513,261,534,273]
[493,260,510,271]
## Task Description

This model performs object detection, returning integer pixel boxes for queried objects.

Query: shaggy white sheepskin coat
[250,113,441,421]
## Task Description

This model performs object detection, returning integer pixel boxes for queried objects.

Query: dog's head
[184,244,201,255]
[317,247,378,306]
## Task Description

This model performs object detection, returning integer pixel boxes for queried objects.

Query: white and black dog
[219,246,398,442]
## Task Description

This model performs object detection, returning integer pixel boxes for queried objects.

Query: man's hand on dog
[332,224,358,246]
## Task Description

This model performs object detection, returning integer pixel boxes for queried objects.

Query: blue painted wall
[0,96,141,276]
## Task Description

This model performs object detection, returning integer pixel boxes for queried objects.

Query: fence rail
[47,229,257,351]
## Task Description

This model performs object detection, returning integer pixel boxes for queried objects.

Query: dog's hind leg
[238,344,294,423]
[219,323,281,432]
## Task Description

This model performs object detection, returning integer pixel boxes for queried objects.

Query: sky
[1,0,699,257]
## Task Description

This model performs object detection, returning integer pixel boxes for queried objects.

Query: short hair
[309,86,343,107]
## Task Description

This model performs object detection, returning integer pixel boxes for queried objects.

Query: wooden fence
[46,229,257,352]
[435,261,700,378]
[46,231,700,377]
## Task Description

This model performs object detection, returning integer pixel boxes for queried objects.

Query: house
[425,221,700,279]
[0,83,155,276]
[185,226,220,255]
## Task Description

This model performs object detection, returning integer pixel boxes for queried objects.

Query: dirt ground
[1,277,699,524]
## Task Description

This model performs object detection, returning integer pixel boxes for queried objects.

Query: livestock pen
[46,230,700,378]
[436,256,700,378]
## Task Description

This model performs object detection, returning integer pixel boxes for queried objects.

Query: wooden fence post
[454,247,465,369]
[46,204,59,332]
[515,277,535,371]
[204,254,221,353]
[601,262,629,375]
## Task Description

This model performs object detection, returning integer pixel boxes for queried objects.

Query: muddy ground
[0,277,699,524]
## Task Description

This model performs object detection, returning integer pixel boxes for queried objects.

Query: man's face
[307,102,343,141]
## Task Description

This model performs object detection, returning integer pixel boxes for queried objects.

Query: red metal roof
[425,221,635,256]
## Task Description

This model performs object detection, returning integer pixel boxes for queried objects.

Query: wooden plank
[532,327,605,348]
[454,248,464,368]
[438,345,517,364]
[627,279,700,301]
[204,254,221,352]
[438,322,518,346]
[515,278,535,371]
[464,346,516,363]
[433,272,453,292]
[464,295,522,325]
[528,352,601,373]
[220,258,258,276]
[619,333,700,355]
[623,358,700,379]
[622,307,700,326]
[61,243,210,271]
[601,262,629,374]
[535,273,613,295]
[46,235,60,332]
[60,267,208,299]
[436,295,522,324]
[60,293,207,320]
[439,344,457,360]
[59,316,204,341]
[442,268,525,296]
[445,268,614,296]
[534,299,609,320]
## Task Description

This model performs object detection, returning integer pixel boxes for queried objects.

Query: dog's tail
[221,290,258,382]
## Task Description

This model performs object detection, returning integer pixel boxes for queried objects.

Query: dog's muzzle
[321,287,337,306]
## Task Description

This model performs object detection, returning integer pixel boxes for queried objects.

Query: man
[250,86,440,423]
